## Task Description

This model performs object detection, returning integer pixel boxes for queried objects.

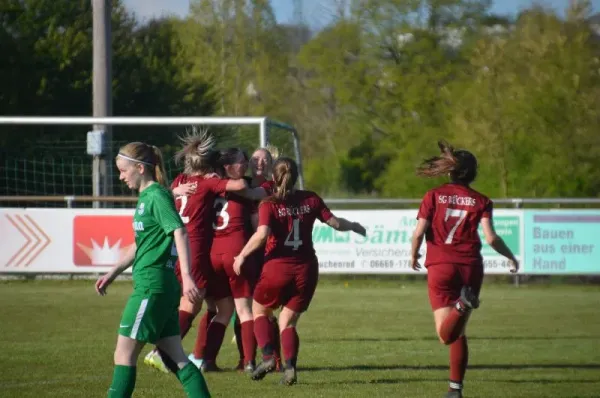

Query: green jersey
[131,183,183,293]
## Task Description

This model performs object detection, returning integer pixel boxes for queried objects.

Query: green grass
[1,280,599,397]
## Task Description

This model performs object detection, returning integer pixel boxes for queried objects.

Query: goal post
[0,116,304,207]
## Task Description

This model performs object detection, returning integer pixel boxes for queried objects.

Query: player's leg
[109,335,145,397]
[276,261,318,386]
[269,314,282,371]
[277,307,301,386]
[429,264,481,398]
[251,260,289,379]
[252,257,282,370]
[201,294,234,372]
[146,254,206,372]
[111,292,166,396]
[234,296,256,372]
[145,291,205,373]
[190,298,217,367]
[226,252,258,372]
[157,336,211,397]
[232,312,245,370]
[250,299,277,380]
[441,264,483,398]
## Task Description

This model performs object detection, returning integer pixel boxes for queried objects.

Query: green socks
[107,362,210,398]
[107,365,136,397]
[177,362,211,398]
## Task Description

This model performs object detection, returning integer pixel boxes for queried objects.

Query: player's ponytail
[416,140,478,185]
[151,145,169,187]
[175,126,217,175]
[117,142,168,186]
[270,157,298,202]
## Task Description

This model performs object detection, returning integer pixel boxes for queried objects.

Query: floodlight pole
[92,0,113,208]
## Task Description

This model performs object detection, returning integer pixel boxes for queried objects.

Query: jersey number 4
[284,218,303,251]
[444,208,468,244]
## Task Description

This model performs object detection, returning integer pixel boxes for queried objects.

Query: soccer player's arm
[170,174,195,197]
[238,202,271,260]
[480,200,519,272]
[105,243,137,280]
[322,196,366,236]
[153,191,192,278]
[222,178,268,201]
[411,192,433,268]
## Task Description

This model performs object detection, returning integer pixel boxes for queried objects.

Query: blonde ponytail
[151,145,168,187]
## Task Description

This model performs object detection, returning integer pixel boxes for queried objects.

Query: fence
[1,197,599,283]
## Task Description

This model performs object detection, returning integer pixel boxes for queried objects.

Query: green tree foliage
[2,0,600,199]
[0,0,214,153]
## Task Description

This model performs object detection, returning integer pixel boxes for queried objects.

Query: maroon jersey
[258,190,333,262]
[260,180,275,195]
[171,173,228,250]
[212,192,254,253]
[417,183,492,267]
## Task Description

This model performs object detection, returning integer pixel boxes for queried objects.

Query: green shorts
[117,290,180,344]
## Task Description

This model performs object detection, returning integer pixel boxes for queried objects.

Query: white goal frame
[0,116,305,190]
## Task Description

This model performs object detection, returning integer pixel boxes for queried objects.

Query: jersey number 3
[213,198,229,231]
[444,208,468,244]
[284,218,303,251]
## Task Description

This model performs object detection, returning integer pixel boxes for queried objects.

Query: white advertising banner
[0,208,524,275]
[313,209,524,274]
[1,208,135,274]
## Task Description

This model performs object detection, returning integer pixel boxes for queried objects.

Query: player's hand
[95,274,113,296]
[411,254,422,271]
[352,222,367,237]
[173,182,197,197]
[509,259,519,273]
[182,277,202,304]
[233,255,245,276]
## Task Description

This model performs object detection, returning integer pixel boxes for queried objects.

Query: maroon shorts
[175,246,213,291]
[210,251,256,299]
[253,257,319,313]
[427,263,484,311]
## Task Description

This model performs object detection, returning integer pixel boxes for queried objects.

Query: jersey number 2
[444,208,468,244]
[176,196,189,224]
[284,218,303,251]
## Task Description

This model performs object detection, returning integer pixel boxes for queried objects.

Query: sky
[121,0,600,25]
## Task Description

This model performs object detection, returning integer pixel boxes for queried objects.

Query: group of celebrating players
[95,130,519,398]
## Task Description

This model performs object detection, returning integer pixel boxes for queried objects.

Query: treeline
[1,0,600,198]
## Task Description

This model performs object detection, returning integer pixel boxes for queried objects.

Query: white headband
[117,153,154,166]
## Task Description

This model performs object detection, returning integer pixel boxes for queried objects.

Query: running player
[96,141,211,398]
[411,140,519,398]
[144,129,260,372]
[233,157,366,385]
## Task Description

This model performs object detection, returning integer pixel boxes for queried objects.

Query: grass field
[1,280,599,397]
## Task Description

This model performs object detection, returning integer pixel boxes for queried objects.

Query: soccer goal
[0,116,304,208]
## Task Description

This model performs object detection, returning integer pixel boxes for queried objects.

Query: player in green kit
[95,142,211,398]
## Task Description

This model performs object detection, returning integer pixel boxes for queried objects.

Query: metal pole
[290,127,305,189]
[265,120,305,189]
[514,199,522,287]
[92,0,113,208]
[259,118,268,148]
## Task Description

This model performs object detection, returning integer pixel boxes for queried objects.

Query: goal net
[0,117,302,208]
